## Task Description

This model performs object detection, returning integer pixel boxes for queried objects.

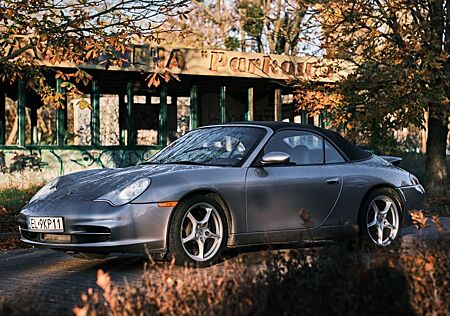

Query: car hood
[42,164,216,202]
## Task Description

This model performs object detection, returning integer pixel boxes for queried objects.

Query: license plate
[28,217,64,232]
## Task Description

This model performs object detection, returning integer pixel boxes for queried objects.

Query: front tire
[168,195,228,267]
[359,188,402,247]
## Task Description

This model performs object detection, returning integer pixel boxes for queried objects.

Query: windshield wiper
[139,161,161,165]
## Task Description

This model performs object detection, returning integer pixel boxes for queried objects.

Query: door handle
[325,177,340,185]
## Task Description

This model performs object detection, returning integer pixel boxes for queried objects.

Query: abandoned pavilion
[0,46,352,184]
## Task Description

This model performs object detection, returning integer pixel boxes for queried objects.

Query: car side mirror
[261,152,290,166]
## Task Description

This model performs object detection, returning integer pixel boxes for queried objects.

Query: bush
[74,239,450,316]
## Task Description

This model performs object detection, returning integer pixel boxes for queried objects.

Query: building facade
[0,47,351,185]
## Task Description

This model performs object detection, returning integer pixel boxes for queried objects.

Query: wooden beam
[246,87,254,121]
[158,86,168,146]
[274,88,282,121]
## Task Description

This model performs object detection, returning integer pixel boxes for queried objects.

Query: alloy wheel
[366,195,400,246]
[180,202,224,262]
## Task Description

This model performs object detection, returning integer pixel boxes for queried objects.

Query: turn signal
[157,201,178,207]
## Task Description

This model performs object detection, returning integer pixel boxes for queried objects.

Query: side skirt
[228,224,357,247]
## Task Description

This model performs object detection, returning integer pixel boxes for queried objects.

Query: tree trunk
[425,104,448,197]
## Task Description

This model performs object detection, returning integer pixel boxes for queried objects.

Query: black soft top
[225,121,373,162]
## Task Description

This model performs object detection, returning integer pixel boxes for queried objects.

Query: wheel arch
[165,188,234,250]
[358,183,405,225]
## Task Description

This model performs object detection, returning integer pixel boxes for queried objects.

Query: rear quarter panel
[323,156,412,226]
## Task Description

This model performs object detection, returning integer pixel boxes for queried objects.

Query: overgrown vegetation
[69,237,448,315]
[0,185,41,250]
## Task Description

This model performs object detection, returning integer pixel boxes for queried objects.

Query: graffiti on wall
[0,148,159,186]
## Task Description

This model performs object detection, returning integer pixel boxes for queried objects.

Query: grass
[0,185,41,250]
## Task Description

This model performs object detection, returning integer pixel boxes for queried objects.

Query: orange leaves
[85,49,97,60]
[430,214,444,236]
[55,71,68,81]
[96,269,111,294]
[410,210,428,230]
[73,305,89,316]
[71,69,92,86]
[145,70,180,88]
[146,72,160,88]
[77,99,92,111]
[424,255,436,272]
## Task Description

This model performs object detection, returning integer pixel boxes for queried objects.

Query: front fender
[132,167,248,234]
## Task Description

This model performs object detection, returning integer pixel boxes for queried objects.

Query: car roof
[219,121,373,162]
[226,121,322,132]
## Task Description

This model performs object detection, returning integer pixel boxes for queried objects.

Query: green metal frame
[17,79,26,146]
[0,88,5,145]
[0,144,163,150]
[220,85,226,123]
[190,84,198,129]
[127,82,135,146]
[158,85,168,146]
[56,78,66,146]
[118,94,126,146]
[91,80,100,146]
[301,111,307,124]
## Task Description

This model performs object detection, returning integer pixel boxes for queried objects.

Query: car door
[245,129,345,232]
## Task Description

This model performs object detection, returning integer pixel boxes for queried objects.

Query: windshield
[147,126,266,166]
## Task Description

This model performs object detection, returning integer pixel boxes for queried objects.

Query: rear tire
[168,195,228,267]
[358,188,402,247]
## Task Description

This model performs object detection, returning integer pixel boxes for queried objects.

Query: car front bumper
[19,199,174,254]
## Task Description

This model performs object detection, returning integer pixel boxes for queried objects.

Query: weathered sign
[132,47,354,82]
[37,45,354,82]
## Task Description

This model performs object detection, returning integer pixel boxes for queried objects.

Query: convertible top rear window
[322,129,372,161]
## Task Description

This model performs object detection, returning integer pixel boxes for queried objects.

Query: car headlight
[94,178,151,206]
[29,178,59,203]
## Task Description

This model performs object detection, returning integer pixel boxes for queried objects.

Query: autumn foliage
[70,227,449,315]
[0,0,189,106]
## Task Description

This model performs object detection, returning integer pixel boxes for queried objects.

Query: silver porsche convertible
[19,122,425,266]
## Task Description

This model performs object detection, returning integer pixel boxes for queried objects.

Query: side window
[325,140,345,164]
[264,130,324,165]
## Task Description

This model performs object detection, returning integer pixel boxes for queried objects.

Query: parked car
[19,122,424,266]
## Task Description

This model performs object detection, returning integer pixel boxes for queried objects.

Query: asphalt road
[0,218,448,315]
